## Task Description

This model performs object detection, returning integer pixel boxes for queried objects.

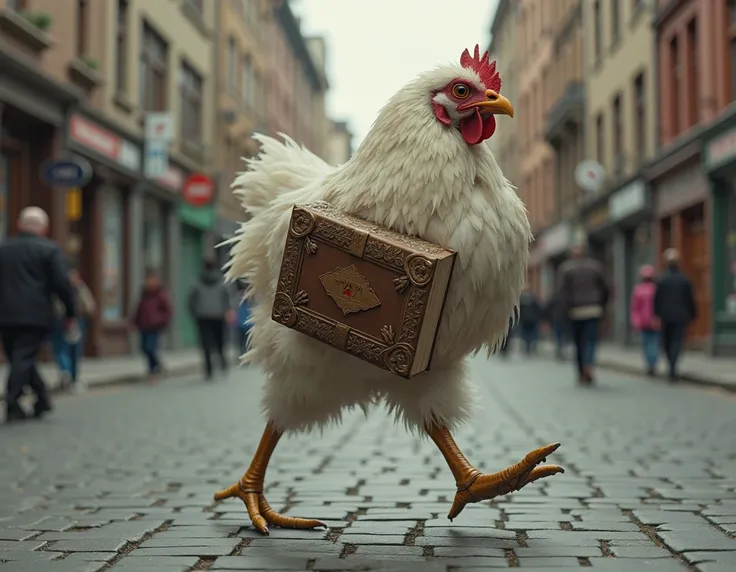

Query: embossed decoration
[304,236,318,254]
[277,237,303,295]
[380,325,395,344]
[289,208,316,238]
[393,275,410,294]
[381,342,415,376]
[293,290,309,306]
[404,254,435,287]
[319,264,382,316]
[272,292,298,326]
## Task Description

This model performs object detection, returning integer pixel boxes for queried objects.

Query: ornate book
[272,202,456,378]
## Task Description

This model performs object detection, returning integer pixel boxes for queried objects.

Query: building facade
[488,0,520,187]
[212,0,272,261]
[580,0,658,343]
[516,0,557,297]
[646,0,731,350]
[326,120,353,166]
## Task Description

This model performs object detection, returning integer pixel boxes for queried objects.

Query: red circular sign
[182,173,214,207]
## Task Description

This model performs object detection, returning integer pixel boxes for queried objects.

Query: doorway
[681,203,710,342]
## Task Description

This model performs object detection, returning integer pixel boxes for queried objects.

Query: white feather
[224,64,531,436]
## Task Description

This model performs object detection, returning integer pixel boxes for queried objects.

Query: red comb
[460,45,501,92]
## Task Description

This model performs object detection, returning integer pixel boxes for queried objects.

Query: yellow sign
[66,187,82,221]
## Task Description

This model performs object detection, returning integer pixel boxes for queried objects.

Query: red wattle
[482,115,496,140]
[460,108,483,145]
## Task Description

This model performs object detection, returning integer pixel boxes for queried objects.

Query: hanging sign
[40,157,93,189]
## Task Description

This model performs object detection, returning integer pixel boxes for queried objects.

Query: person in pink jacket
[630,265,660,375]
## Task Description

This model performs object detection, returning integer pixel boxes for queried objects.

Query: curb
[539,347,735,393]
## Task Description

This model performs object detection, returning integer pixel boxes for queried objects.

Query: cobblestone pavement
[0,353,734,571]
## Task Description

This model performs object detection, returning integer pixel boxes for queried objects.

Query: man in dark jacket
[557,244,610,385]
[0,207,76,421]
[518,289,542,355]
[188,259,234,380]
[654,248,697,381]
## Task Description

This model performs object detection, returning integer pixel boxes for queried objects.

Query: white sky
[293,0,501,147]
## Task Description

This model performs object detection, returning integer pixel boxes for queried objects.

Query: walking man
[654,248,697,381]
[557,244,610,385]
[0,207,76,421]
[188,259,235,380]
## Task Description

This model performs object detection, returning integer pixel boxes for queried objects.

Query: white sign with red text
[69,114,140,172]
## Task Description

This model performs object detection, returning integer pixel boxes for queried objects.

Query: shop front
[176,173,216,347]
[650,156,711,348]
[534,221,577,301]
[580,201,614,340]
[701,111,736,354]
[607,178,654,344]
[66,111,142,356]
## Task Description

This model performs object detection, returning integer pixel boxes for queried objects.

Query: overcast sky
[293,0,501,148]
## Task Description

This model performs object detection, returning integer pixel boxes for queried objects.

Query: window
[670,36,680,134]
[611,0,620,46]
[180,62,203,142]
[187,0,202,12]
[102,189,125,322]
[593,1,602,63]
[76,0,89,57]
[115,0,128,92]
[227,37,236,91]
[7,0,27,11]
[612,94,623,172]
[242,55,254,109]
[140,23,168,111]
[634,73,646,163]
[687,18,699,127]
[595,112,605,166]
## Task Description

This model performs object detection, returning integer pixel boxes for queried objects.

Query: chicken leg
[426,423,564,520]
[213,421,326,535]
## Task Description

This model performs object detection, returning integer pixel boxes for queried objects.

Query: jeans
[661,322,686,377]
[1,326,51,411]
[52,320,86,383]
[140,331,161,374]
[553,322,567,357]
[520,323,538,354]
[640,329,660,371]
[571,318,599,376]
[196,318,226,378]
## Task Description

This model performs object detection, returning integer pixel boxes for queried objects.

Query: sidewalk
[0,349,205,399]
[536,339,736,391]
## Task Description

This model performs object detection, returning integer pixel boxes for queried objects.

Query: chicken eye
[452,83,471,99]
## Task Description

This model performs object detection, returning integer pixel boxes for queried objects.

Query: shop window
[726,190,736,314]
[101,189,125,321]
[0,153,8,241]
[143,199,166,279]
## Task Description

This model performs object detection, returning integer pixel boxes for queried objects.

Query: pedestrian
[235,280,252,356]
[654,248,697,381]
[630,264,660,376]
[131,269,173,381]
[557,244,610,385]
[188,259,235,380]
[517,289,542,355]
[52,266,96,391]
[0,207,76,421]
[544,292,568,360]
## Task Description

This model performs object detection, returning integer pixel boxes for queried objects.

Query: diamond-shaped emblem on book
[319,264,381,316]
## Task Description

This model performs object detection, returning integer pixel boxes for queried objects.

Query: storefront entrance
[681,203,710,341]
[0,151,8,241]
[178,224,203,347]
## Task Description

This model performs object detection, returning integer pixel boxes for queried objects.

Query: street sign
[40,157,92,188]
[144,112,173,141]
[182,173,215,207]
[574,160,606,193]
[144,140,169,178]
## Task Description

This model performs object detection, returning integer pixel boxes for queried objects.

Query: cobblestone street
[0,353,734,571]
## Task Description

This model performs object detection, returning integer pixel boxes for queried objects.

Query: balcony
[544,81,585,146]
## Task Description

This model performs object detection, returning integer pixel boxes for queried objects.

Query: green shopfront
[176,174,216,347]
[702,110,736,355]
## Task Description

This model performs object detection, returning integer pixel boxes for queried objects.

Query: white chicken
[214,45,564,535]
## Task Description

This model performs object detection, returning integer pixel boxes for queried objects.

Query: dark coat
[133,287,173,332]
[518,292,542,325]
[654,268,697,325]
[0,233,76,329]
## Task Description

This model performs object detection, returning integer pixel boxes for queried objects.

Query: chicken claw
[212,421,326,535]
[213,480,326,535]
[425,424,564,521]
[448,443,564,520]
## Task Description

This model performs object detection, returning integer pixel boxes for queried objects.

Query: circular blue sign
[40,157,93,188]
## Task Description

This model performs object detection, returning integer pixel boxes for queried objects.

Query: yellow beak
[462,89,515,118]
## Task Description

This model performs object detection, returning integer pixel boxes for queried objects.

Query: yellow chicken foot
[425,423,564,520]
[213,421,327,535]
